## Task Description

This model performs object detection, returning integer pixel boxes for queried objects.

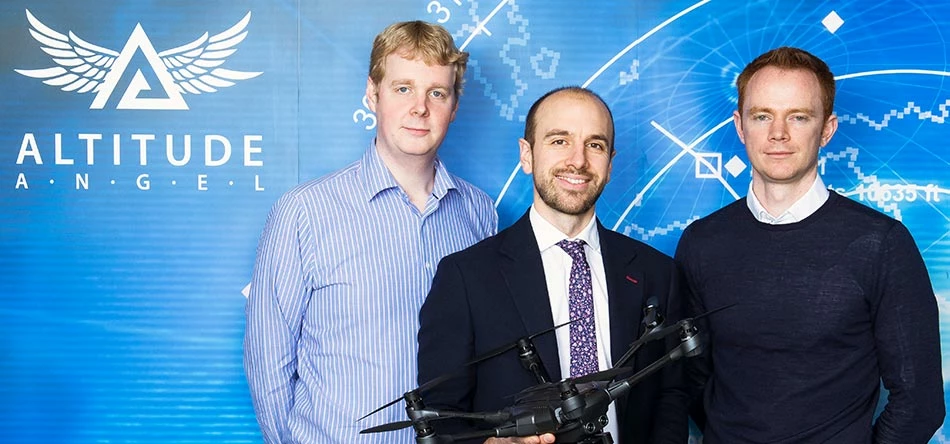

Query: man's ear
[606,147,616,183]
[518,138,533,174]
[732,110,746,145]
[365,76,378,113]
[820,114,838,148]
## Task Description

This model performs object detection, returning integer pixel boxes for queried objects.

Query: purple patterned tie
[557,239,598,378]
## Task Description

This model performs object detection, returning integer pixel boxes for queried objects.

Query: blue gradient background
[1,0,948,442]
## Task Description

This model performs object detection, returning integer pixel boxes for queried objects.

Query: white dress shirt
[747,175,829,224]
[529,206,618,441]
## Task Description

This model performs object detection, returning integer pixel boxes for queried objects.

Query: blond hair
[369,21,468,96]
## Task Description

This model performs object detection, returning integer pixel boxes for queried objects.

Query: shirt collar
[747,175,829,224]
[529,206,601,254]
[430,155,456,200]
[359,140,457,202]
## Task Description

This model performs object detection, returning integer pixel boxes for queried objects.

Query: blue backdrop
[2,0,949,442]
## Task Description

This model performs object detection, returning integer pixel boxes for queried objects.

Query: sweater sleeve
[871,222,945,443]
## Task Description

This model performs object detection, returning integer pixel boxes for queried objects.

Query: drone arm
[613,319,686,369]
[606,353,673,402]
[612,337,644,370]
[434,406,557,444]
[607,320,702,403]
[516,338,550,384]
[613,295,665,368]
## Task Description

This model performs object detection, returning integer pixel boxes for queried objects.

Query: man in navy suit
[417,86,689,444]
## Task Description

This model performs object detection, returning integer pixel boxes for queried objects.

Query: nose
[564,142,588,169]
[410,94,429,117]
[768,119,789,142]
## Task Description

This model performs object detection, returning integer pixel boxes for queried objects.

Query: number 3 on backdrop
[352,95,377,130]
[427,0,462,23]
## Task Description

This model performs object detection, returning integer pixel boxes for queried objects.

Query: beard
[534,167,605,215]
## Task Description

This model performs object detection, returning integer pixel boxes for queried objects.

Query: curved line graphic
[582,0,712,87]
[494,0,712,205]
[835,69,950,81]
[610,69,950,231]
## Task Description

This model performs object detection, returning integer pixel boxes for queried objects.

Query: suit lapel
[499,212,562,382]
[495,217,646,382]
[599,222,644,367]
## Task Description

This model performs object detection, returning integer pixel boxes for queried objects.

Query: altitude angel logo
[15,9,262,110]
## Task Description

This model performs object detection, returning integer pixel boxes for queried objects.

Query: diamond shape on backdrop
[822,11,844,33]
[725,155,747,177]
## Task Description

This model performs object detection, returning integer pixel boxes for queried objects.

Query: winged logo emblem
[15,9,262,110]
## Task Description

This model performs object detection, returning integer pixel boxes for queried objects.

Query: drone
[358,305,730,443]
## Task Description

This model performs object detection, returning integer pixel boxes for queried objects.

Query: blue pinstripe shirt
[244,143,497,444]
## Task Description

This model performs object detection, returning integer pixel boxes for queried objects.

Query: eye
[396,86,411,94]
[587,142,607,151]
[430,90,446,99]
[752,114,770,122]
[791,114,810,122]
[550,138,567,146]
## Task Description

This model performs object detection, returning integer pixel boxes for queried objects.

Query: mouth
[555,172,592,187]
[403,126,430,136]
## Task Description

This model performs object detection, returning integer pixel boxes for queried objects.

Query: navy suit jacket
[417,212,689,443]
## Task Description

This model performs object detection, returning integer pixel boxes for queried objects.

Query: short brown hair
[736,46,836,118]
[369,21,468,96]
[523,86,615,153]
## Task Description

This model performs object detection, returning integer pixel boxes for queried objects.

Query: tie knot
[557,239,587,261]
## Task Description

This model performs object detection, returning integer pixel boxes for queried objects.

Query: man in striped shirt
[244,21,497,444]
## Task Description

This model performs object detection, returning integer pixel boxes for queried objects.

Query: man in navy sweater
[675,46,944,443]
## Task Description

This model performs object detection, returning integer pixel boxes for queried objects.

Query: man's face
[519,92,614,220]
[366,52,458,162]
[734,66,837,189]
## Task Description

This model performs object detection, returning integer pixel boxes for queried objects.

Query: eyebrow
[389,78,452,91]
[543,129,572,139]
[542,129,610,144]
[748,106,818,116]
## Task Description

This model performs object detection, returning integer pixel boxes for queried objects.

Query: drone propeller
[358,390,413,422]
[361,419,416,434]
[690,302,736,323]
[573,365,632,384]
[359,316,589,421]
[460,315,588,369]
[512,381,605,406]
[614,303,735,368]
